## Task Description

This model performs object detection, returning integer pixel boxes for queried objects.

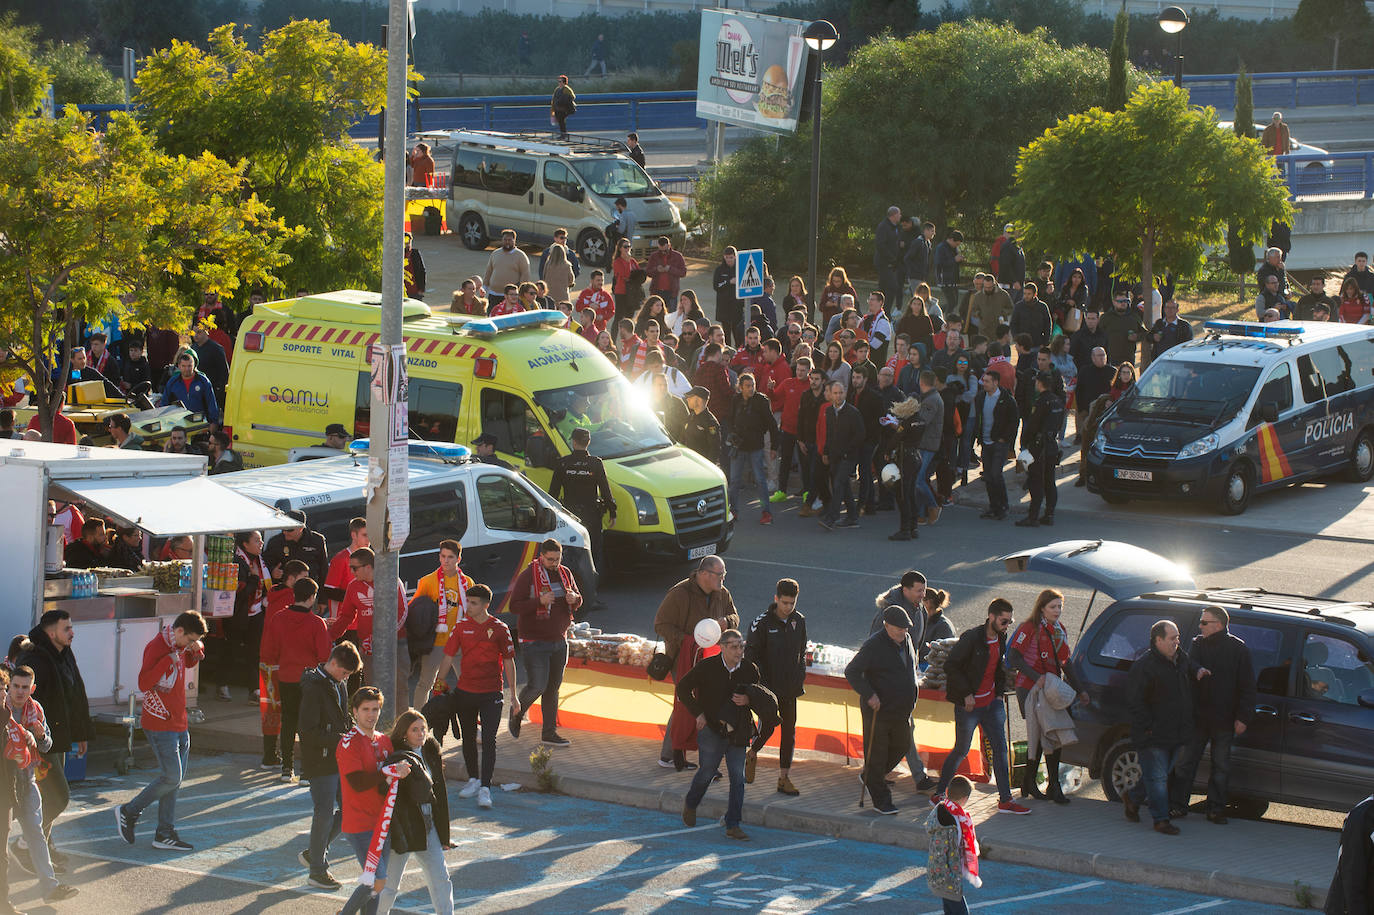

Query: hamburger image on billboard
[756,64,791,118]
[698,10,807,133]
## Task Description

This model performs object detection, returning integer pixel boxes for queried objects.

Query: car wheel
[1218,461,1253,515]
[1100,738,1140,803]
[577,228,608,267]
[458,212,488,251]
[1346,428,1374,483]
[1102,492,1131,505]
[1227,796,1269,819]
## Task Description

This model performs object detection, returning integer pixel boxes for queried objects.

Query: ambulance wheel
[1218,461,1253,515]
[1346,429,1374,483]
[577,228,608,267]
[458,212,488,250]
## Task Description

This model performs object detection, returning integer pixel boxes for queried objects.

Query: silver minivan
[440,130,686,266]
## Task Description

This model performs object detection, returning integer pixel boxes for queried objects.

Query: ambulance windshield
[536,375,671,459]
[1120,361,1261,427]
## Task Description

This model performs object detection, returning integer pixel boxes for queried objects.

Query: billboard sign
[696,9,808,135]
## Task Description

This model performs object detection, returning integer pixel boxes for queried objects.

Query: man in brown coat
[653,555,740,768]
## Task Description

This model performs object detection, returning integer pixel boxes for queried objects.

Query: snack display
[804,642,855,677]
[142,560,190,594]
[567,632,656,668]
[918,637,960,691]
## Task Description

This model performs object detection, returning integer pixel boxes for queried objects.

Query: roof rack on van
[1154,586,1371,626]
[445,129,628,156]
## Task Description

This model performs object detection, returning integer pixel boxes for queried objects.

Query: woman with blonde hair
[1005,589,1089,804]
[542,243,576,302]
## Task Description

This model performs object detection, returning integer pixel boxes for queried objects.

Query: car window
[1301,632,1374,705]
[1092,612,1162,667]
[355,373,462,443]
[1256,363,1293,414]
[1227,621,1289,697]
[409,486,468,543]
[453,149,486,190]
[480,389,530,457]
[476,473,543,533]
[544,161,581,202]
[480,153,536,197]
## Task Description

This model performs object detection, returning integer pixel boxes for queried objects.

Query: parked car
[1001,539,1374,816]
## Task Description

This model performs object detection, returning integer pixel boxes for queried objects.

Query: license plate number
[1115,468,1153,481]
[688,544,716,560]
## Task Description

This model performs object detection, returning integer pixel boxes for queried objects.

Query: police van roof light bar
[458,310,566,337]
[348,439,471,461]
[1202,320,1305,341]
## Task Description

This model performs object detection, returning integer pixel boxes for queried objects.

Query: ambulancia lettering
[1305,411,1353,444]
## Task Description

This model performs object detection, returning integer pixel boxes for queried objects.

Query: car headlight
[624,486,659,525]
[1091,431,1106,455]
[1177,433,1219,460]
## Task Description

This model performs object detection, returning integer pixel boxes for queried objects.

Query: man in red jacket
[262,578,333,783]
[509,540,582,748]
[771,357,814,504]
[115,611,207,851]
[329,549,408,702]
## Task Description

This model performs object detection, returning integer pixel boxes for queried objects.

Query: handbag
[647,643,672,681]
[1062,305,1083,333]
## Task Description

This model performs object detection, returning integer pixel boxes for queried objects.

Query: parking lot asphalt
[47,753,1302,914]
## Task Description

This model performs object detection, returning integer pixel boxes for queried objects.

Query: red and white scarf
[939,797,980,886]
[236,545,271,616]
[2,715,32,769]
[530,559,579,620]
[359,757,411,887]
[435,566,468,634]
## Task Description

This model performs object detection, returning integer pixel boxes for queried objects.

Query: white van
[215,445,597,611]
[1085,320,1374,514]
[439,130,686,266]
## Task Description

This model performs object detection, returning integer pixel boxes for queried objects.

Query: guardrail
[1276,151,1374,199]
[364,91,703,136]
[1183,69,1374,109]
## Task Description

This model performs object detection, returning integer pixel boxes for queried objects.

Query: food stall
[523,627,986,779]
[0,440,300,714]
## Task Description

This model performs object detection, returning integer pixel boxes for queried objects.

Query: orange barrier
[523,658,987,780]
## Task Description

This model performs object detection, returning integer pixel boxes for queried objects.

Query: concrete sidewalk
[178,700,1332,910]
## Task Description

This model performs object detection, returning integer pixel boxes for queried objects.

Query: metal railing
[1275,151,1374,199]
[1183,69,1374,109]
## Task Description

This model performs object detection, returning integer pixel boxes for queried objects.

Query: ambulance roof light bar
[456,310,566,337]
[1202,320,1305,341]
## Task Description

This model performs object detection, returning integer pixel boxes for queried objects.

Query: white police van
[1085,320,1374,514]
[215,441,596,611]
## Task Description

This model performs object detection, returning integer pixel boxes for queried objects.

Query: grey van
[1002,539,1374,815]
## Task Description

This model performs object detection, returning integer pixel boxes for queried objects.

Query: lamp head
[804,19,839,51]
[1158,6,1189,33]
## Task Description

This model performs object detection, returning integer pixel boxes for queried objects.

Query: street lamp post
[1157,6,1190,89]
[803,20,838,305]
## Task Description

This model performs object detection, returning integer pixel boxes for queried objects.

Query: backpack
[925,806,963,901]
[406,595,439,659]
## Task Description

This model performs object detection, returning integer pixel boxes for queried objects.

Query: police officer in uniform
[549,427,615,609]
[1016,370,1065,528]
[262,509,329,585]
[471,432,515,469]
[679,386,722,467]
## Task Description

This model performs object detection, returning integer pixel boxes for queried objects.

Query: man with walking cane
[844,606,920,815]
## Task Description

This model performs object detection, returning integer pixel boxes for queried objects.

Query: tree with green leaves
[1106,8,1129,111]
[1227,67,1257,279]
[700,21,1136,271]
[0,111,295,439]
[39,40,123,106]
[135,20,403,296]
[1003,82,1291,333]
[1293,0,1373,69]
[0,15,48,127]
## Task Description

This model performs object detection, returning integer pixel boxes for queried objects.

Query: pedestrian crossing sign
[736,248,765,299]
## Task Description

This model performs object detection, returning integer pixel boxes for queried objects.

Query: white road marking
[916,879,1105,914]
[460,837,836,903]
[1156,901,1230,914]
[61,809,309,846]
[454,822,719,862]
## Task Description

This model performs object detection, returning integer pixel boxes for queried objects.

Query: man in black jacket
[904,221,935,291]
[849,369,884,515]
[819,381,865,531]
[797,370,829,516]
[681,386,722,468]
[678,629,759,840]
[1171,607,1255,824]
[298,643,362,889]
[263,510,329,586]
[1325,792,1374,915]
[713,247,743,347]
[1016,372,1065,528]
[1123,620,1197,835]
[1009,282,1051,350]
[874,207,904,316]
[845,605,920,814]
[934,599,1027,813]
[1149,300,1193,360]
[729,373,779,526]
[17,610,90,869]
[551,426,616,599]
[969,370,1019,520]
[744,579,807,797]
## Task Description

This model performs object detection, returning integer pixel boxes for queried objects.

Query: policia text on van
[223,293,732,562]
[1085,321,1374,515]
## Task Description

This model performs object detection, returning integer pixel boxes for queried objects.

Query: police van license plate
[688,544,716,560]
[1114,468,1153,481]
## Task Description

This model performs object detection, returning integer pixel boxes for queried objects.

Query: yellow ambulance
[224,290,732,562]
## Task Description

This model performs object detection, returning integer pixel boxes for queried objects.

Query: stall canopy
[51,475,302,537]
